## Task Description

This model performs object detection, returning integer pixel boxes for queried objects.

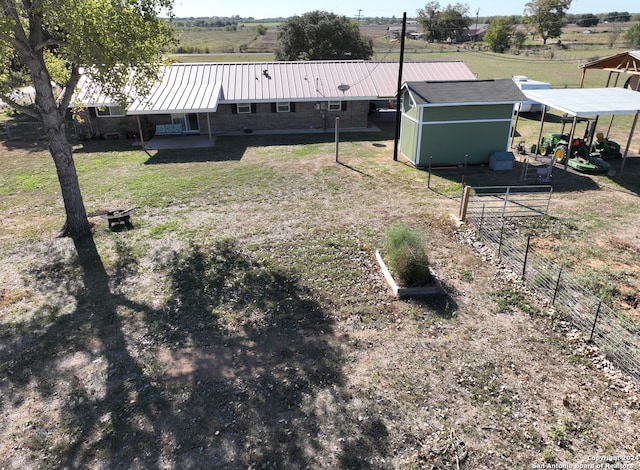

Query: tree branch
[57,66,81,118]
[34,38,64,52]
[0,92,40,119]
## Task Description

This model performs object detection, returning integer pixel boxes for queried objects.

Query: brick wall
[206,101,369,133]
[71,100,370,139]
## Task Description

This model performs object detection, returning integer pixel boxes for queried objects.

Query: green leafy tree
[484,17,515,52]
[417,2,471,42]
[0,0,176,239]
[524,0,572,45]
[417,2,442,42]
[513,30,528,50]
[275,11,373,61]
[606,11,631,22]
[624,23,640,48]
[576,14,599,27]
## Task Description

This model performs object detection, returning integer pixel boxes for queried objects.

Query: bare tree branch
[0,92,40,119]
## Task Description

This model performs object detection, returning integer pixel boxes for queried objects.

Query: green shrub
[384,224,433,287]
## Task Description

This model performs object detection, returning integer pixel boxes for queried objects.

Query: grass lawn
[1,121,640,467]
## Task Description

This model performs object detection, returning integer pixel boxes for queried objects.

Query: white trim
[276,102,291,113]
[419,101,522,107]
[403,113,420,124]
[328,100,342,111]
[416,102,424,165]
[237,103,252,114]
[422,118,513,125]
[96,105,124,117]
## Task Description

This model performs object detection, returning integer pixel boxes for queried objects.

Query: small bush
[384,224,433,287]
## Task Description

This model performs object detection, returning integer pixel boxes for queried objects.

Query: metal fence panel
[466,211,640,381]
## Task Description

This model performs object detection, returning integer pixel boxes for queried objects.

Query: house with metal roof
[70,60,476,145]
[398,79,526,167]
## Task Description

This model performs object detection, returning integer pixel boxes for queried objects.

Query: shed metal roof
[404,79,526,106]
[521,87,640,117]
[73,61,476,114]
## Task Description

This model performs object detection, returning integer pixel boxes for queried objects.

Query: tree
[576,14,599,27]
[0,0,176,239]
[484,17,515,52]
[606,11,631,22]
[275,11,373,61]
[624,23,640,48]
[524,0,572,45]
[417,2,472,42]
[440,3,472,42]
[513,30,528,50]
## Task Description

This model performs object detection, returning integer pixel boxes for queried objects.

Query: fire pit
[104,208,135,229]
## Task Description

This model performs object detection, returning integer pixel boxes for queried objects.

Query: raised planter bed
[375,250,444,299]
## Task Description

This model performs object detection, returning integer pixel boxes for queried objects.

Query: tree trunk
[28,56,92,239]
[46,120,93,239]
[36,87,92,239]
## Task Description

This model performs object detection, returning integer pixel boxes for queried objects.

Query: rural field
[2,20,640,469]
[1,106,640,468]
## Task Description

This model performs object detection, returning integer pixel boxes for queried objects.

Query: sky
[171,0,638,20]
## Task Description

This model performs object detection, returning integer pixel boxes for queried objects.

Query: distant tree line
[171,11,639,28]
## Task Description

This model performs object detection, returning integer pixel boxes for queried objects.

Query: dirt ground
[1,132,640,469]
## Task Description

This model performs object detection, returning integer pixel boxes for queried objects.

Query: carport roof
[521,87,640,117]
[579,51,640,72]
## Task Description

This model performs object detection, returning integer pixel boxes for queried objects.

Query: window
[276,102,291,113]
[171,113,199,132]
[328,101,342,111]
[237,103,252,114]
[96,105,124,117]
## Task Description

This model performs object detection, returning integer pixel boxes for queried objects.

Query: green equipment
[591,132,622,159]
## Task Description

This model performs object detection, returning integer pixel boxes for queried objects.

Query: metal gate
[459,185,553,221]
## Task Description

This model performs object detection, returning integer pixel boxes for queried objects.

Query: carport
[514,87,640,172]
[578,50,640,89]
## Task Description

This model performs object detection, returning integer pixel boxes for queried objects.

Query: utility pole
[474,8,479,42]
[393,12,406,162]
[356,9,363,22]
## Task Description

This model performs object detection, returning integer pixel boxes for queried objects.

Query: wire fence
[4,121,47,141]
[467,212,640,382]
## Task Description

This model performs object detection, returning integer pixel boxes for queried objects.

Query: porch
[143,123,384,150]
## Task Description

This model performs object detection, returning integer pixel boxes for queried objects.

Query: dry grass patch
[1,130,639,468]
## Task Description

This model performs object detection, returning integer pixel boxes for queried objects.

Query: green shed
[399,79,526,167]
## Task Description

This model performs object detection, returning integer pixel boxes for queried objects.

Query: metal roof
[521,87,640,117]
[73,61,476,114]
[405,79,526,106]
[579,51,640,72]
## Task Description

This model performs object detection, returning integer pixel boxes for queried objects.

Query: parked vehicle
[537,132,611,175]
[512,76,551,113]
[591,132,622,159]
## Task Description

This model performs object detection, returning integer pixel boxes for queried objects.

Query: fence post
[545,186,553,215]
[479,204,485,233]
[589,299,603,342]
[522,235,531,279]
[427,156,432,189]
[552,266,563,306]
[459,185,471,221]
[500,186,510,219]
[498,218,506,258]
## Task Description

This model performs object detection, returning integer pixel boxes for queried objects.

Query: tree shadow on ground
[0,236,390,468]
[141,130,394,165]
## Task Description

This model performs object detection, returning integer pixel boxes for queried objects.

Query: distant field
[169,21,640,149]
